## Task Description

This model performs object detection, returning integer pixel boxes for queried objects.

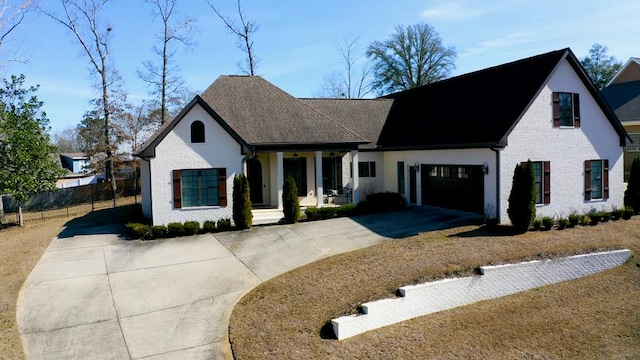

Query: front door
[247,158,263,204]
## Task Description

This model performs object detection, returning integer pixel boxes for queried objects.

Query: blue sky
[3,0,640,135]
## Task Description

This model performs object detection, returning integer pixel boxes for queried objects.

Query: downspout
[490,146,502,222]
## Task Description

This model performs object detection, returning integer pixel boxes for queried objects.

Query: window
[456,167,468,179]
[190,121,205,143]
[529,161,551,204]
[397,162,405,194]
[172,168,227,208]
[627,133,640,152]
[429,166,438,177]
[553,92,580,127]
[584,160,609,200]
[440,166,450,177]
[358,161,376,177]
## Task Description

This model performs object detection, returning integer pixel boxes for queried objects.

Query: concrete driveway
[17,206,481,360]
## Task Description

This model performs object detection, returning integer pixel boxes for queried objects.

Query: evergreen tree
[624,157,640,212]
[507,160,536,233]
[0,75,65,226]
[282,176,300,223]
[233,174,252,229]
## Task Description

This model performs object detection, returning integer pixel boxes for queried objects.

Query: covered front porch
[243,149,361,210]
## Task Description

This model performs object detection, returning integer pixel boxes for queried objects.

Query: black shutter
[603,159,609,199]
[218,168,227,206]
[584,160,591,201]
[543,161,551,204]
[573,93,581,128]
[172,170,182,209]
[553,92,560,127]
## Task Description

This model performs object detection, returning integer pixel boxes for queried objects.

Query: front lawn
[229,217,640,359]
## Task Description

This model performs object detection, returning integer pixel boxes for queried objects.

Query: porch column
[277,152,284,210]
[315,151,323,207]
[351,150,359,204]
[242,156,248,176]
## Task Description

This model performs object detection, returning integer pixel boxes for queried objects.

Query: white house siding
[140,159,152,219]
[147,104,244,225]
[500,57,624,223]
[382,149,497,213]
[357,152,385,199]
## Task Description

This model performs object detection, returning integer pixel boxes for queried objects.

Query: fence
[1,178,141,224]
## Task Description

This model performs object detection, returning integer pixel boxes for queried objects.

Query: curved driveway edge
[17,207,481,359]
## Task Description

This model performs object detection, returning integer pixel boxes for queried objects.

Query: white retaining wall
[331,249,631,340]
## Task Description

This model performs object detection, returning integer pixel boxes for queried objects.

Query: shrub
[507,161,536,233]
[532,218,542,231]
[282,176,300,223]
[183,221,200,235]
[589,211,601,226]
[579,214,591,226]
[335,203,357,217]
[150,225,167,239]
[557,217,568,229]
[167,222,184,237]
[600,211,611,222]
[542,216,554,230]
[125,222,149,239]
[203,220,217,232]
[622,206,634,220]
[304,207,320,220]
[233,174,253,229]
[568,212,580,227]
[624,157,640,212]
[217,218,232,230]
[319,207,337,219]
[611,208,624,221]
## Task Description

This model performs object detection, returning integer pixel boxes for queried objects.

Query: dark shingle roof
[377,48,628,149]
[602,80,640,122]
[199,76,368,147]
[299,98,393,149]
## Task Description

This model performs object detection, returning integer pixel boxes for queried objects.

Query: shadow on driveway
[56,204,141,238]
[349,206,484,238]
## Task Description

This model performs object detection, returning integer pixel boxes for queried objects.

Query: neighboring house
[137,48,628,226]
[55,153,105,189]
[601,57,640,179]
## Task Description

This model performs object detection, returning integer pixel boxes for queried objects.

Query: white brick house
[137,48,628,225]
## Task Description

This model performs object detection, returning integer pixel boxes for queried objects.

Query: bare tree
[51,125,83,152]
[318,34,373,98]
[0,0,36,62]
[140,0,195,125]
[39,0,124,204]
[205,0,258,75]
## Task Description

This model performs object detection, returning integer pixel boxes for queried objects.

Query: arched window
[191,121,205,143]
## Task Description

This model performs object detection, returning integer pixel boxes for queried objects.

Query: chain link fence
[1,178,141,224]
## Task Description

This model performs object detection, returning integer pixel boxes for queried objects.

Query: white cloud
[460,31,537,58]
[421,1,512,21]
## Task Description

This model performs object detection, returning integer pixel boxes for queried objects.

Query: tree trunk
[18,203,23,227]
[0,195,5,224]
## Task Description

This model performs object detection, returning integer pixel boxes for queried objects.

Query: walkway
[16,207,481,359]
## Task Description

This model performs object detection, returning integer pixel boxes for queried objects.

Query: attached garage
[421,164,484,214]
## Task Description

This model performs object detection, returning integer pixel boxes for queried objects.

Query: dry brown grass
[230,217,640,359]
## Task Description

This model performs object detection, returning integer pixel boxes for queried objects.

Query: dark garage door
[421,164,484,214]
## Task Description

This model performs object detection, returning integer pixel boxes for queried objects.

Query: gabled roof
[138,76,370,158]
[377,48,628,149]
[299,98,393,149]
[606,57,640,86]
[602,80,640,123]
[199,76,369,149]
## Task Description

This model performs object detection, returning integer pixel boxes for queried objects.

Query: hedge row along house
[136,48,629,226]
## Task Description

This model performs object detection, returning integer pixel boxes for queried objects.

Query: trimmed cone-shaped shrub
[283,176,300,223]
[507,160,536,233]
[624,157,640,213]
[233,174,253,229]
